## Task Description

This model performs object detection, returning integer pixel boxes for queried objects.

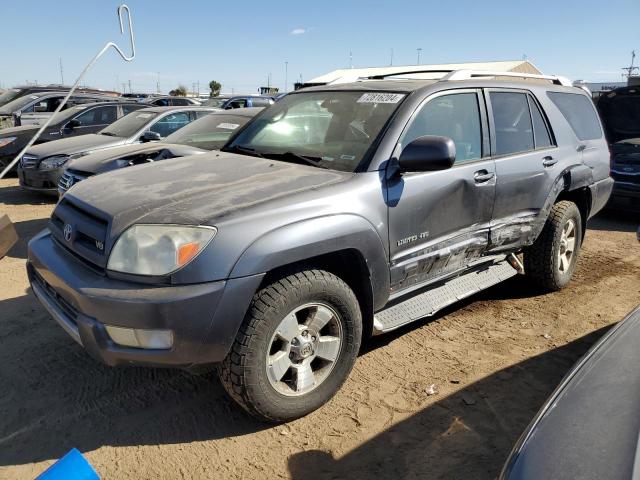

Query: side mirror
[140,131,162,142]
[66,119,81,129]
[398,135,456,172]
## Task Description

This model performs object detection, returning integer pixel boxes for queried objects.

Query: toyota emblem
[63,224,73,242]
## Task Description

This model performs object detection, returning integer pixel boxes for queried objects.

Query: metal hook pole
[0,4,136,180]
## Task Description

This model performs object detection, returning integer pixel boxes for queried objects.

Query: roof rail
[441,70,573,87]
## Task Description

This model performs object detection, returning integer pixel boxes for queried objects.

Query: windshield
[100,110,159,138]
[598,91,640,143]
[165,112,254,150]
[0,89,24,109]
[0,93,44,115]
[224,91,405,172]
[205,98,228,108]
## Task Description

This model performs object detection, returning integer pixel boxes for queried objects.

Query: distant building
[298,60,543,89]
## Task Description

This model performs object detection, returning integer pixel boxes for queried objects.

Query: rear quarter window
[547,92,602,141]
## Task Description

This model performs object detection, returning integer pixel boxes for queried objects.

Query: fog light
[105,325,173,349]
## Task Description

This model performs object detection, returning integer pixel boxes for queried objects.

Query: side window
[150,112,191,137]
[227,99,247,109]
[401,92,482,164]
[528,95,553,149]
[122,104,144,115]
[73,108,98,125]
[490,92,534,156]
[194,110,212,119]
[154,98,170,107]
[171,98,190,106]
[251,98,272,107]
[547,92,602,141]
[93,105,117,124]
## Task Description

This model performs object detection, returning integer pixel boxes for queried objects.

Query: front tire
[524,200,582,291]
[218,268,362,422]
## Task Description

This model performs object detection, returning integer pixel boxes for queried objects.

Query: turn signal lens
[177,242,200,266]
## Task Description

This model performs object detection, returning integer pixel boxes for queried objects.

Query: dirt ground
[0,176,638,480]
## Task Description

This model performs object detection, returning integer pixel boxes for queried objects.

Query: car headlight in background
[0,137,17,148]
[39,155,69,170]
[107,224,217,276]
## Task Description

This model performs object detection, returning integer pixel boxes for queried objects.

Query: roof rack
[327,68,573,87]
[441,70,573,87]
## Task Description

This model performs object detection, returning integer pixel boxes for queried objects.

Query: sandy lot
[0,176,638,480]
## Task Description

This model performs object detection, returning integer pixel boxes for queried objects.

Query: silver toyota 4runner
[27,69,613,422]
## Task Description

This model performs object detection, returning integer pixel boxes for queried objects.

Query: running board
[373,261,517,335]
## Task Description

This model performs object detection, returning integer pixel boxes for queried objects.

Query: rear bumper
[27,229,263,367]
[18,166,61,194]
[608,180,640,211]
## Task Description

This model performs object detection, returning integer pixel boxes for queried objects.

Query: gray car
[27,69,613,422]
[58,107,262,194]
[18,105,218,193]
[501,305,640,480]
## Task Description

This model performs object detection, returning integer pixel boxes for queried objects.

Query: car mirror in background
[66,119,81,129]
[141,131,162,142]
[398,135,456,172]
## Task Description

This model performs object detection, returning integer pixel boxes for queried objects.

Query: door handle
[542,156,557,167]
[474,170,495,183]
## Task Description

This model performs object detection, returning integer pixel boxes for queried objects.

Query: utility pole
[390,48,394,66]
[156,72,160,94]
[285,61,288,92]
[58,57,64,85]
[128,79,132,94]
[349,50,353,69]
[121,82,127,93]
[417,48,422,65]
[622,50,638,79]
[197,80,200,97]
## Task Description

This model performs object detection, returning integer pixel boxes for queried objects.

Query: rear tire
[524,200,582,291]
[218,268,362,422]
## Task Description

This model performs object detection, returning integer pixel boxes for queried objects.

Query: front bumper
[18,165,61,194]
[27,229,264,367]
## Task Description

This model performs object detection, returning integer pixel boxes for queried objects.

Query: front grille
[21,155,39,169]
[58,169,92,192]
[49,198,110,269]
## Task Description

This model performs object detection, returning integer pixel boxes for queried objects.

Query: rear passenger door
[486,89,559,250]
[387,89,496,293]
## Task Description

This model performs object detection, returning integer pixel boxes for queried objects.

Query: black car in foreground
[597,86,640,210]
[18,105,218,193]
[0,102,144,171]
[59,107,262,194]
[501,305,640,480]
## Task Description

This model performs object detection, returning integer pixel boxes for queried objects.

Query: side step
[373,261,517,334]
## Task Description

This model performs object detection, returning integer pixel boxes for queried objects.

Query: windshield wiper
[226,144,264,158]
[263,151,328,169]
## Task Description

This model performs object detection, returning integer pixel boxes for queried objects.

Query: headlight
[39,155,69,170]
[107,225,217,276]
[0,137,17,148]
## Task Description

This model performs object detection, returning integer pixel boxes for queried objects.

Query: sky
[1,0,638,95]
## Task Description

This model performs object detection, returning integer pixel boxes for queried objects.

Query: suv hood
[26,133,126,158]
[64,151,351,234]
[0,124,39,136]
[66,142,207,175]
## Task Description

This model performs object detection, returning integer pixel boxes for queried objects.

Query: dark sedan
[18,106,218,194]
[597,86,640,211]
[501,305,640,480]
[0,102,144,172]
[58,107,262,194]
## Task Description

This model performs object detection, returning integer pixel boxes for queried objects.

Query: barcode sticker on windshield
[357,93,405,104]
[217,123,240,130]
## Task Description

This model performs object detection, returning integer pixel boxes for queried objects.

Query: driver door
[387,89,496,294]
